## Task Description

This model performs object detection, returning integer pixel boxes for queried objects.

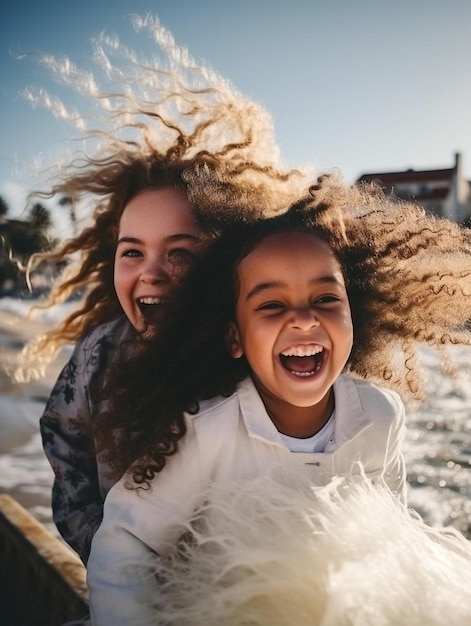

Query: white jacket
[88,374,406,625]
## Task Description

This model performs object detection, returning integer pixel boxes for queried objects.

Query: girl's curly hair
[96,173,471,486]
[15,16,306,381]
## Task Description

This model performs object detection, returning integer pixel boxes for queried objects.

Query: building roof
[357,168,454,185]
[407,187,449,202]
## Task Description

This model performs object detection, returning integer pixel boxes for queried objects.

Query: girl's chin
[133,310,165,336]
[140,323,159,340]
[278,371,333,403]
[130,318,157,338]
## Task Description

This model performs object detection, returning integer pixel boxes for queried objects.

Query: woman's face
[114,187,203,336]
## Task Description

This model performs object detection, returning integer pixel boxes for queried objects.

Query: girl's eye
[168,248,198,263]
[121,248,143,258]
[258,302,284,311]
[315,295,340,305]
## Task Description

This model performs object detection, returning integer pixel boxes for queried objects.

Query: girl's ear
[226,322,244,358]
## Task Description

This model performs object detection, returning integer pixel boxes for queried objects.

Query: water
[403,346,471,538]
[0,431,57,534]
[0,298,73,537]
[0,300,470,542]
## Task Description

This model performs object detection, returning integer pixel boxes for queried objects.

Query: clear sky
[2,0,471,225]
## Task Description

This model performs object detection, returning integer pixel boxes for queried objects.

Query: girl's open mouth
[279,345,325,377]
[137,297,167,323]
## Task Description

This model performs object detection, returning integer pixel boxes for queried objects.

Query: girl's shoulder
[189,377,257,425]
[80,316,132,349]
[190,391,240,422]
[337,374,405,421]
[70,316,133,373]
[185,384,251,441]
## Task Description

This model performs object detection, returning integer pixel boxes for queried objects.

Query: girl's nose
[290,308,320,330]
[139,257,170,285]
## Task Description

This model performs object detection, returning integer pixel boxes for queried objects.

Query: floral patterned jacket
[40,316,133,564]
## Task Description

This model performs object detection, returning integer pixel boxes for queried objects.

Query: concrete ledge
[0,493,88,626]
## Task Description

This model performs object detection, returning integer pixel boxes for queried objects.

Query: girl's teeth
[139,297,161,305]
[291,370,316,377]
[281,346,323,357]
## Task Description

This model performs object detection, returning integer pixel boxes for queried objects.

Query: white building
[356,153,471,224]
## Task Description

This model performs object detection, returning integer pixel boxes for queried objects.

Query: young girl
[87,175,471,624]
[15,18,305,564]
[33,159,224,564]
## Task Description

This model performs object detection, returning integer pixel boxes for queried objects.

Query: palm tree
[58,195,78,235]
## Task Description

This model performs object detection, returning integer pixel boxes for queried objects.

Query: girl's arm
[382,394,408,505]
[88,425,205,625]
[39,320,122,562]
[88,483,168,626]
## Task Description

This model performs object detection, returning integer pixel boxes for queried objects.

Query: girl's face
[114,187,203,335]
[227,231,353,436]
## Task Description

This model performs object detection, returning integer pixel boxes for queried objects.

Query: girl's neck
[258,387,335,439]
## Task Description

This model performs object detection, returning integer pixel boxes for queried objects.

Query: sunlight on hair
[22,15,286,174]
[13,14,308,382]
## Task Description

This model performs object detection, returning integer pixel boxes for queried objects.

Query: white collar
[237,375,373,449]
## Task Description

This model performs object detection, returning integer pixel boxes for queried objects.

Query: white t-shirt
[280,413,335,453]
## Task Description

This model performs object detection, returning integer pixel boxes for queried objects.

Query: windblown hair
[96,173,471,485]
[15,15,306,381]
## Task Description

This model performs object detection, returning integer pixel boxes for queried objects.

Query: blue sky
[2,0,471,225]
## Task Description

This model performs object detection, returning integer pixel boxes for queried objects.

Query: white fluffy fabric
[151,472,471,625]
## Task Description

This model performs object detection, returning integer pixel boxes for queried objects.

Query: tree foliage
[0,197,55,295]
[0,195,8,218]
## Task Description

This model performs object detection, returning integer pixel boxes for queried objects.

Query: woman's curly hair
[96,173,471,486]
[15,16,306,381]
